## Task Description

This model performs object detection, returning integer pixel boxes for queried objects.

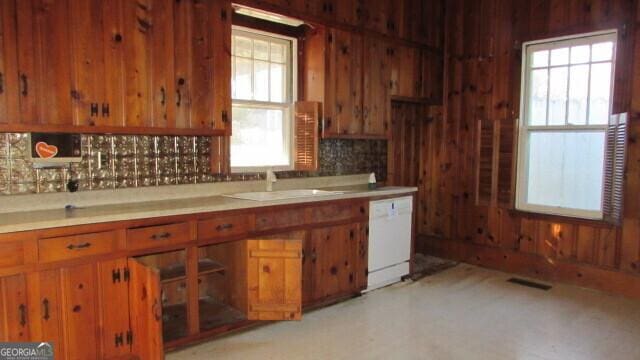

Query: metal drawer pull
[215,223,234,231]
[66,242,91,250]
[151,232,172,240]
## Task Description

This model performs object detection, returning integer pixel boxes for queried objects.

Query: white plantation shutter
[603,113,627,224]
[293,101,320,171]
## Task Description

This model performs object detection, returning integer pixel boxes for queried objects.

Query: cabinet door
[16,0,74,126]
[323,29,363,137]
[69,0,126,127]
[26,271,64,359]
[355,222,369,291]
[128,258,164,360]
[212,0,232,133]
[174,0,230,131]
[61,263,100,360]
[121,0,175,129]
[301,231,315,306]
[0,0,19,125]
[0,274,29,341]
[246,236,303,321]
[362,36,390,137]
[98,259,133,358]
[389,44,422,98]
[310,223,360,300]
[362,1,401,36]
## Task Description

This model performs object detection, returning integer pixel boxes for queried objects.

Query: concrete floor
[168,264,640,360]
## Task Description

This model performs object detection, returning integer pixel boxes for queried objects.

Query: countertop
[0,185,417,234]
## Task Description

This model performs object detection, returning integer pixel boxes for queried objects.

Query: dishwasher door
[367,196,413,290]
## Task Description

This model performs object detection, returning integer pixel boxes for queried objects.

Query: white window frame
[515,30,617,220]
[231,26,298,173]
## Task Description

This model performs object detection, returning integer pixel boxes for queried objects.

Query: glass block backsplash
[0,133,387,195]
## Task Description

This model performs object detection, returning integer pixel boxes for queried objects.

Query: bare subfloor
[168,264,640,360]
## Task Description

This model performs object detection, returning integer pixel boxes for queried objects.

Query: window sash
[230,102,294,171]
[232,28,294,105]
[516,30,617,220]
[230,26,298,172]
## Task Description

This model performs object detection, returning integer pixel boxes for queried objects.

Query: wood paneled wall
[418,0,640,299]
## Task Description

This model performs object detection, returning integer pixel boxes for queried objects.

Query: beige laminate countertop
[0,185,417,234]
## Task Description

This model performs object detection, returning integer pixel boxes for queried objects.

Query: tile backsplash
[0,133,386,195]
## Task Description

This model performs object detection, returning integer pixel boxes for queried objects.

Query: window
[231,27,297,171]
[516,31,618,220]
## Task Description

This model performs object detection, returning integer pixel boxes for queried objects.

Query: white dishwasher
[365,196,413,292]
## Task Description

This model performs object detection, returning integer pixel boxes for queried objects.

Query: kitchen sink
[224,189,343,201]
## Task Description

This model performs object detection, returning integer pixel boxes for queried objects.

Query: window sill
[508,209,617,228]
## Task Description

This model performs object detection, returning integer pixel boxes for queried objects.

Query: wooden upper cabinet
[69,0,126,128]
[174,0,231,132]
[15,0,74,127]
[362,36,390,137]
[0,1,19,125]
[212,0,232,134]
[121,0,175,129]
[323,28,363,137]
[362,1,401,37]
[0,0,231,134]
[389,44,422,98]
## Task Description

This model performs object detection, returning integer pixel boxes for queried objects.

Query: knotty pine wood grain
[417,0,640,299]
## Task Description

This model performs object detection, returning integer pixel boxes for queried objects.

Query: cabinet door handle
[19,304,26,326]
[101,103,110,117]
[0,72,4,94]
[363,107,369,120]
[42,298,50,321]
[221,110,229,123]
[215,223,233,231]
[151,232,172,240]
[160,87,166,106]
[20,74,28,96]
[151,298,161,322]
[90,103,99,117]
[176,89,182,107]
[66,242,91,250]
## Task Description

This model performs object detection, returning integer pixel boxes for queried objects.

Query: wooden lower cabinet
[0,201,374,359]
[21,260,132,360]
[306,222,368,304]
[130,233,304,358]
[0,274,30,342]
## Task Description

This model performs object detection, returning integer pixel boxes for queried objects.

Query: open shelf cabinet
[128,232,305,357]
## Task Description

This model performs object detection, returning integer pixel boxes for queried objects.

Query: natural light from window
[516,31,617,219]
[231,28,295,170]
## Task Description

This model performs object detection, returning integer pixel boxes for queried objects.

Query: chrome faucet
[265,169,277,191]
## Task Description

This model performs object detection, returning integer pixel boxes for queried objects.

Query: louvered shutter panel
[294,101,320,171]
[476,119,495,205]
[603,113,627,225]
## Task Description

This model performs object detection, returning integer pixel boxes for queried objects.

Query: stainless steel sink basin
[224,189,343,201]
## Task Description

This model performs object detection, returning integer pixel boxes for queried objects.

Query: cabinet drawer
[127,222,191,250]
[308,203,366,224]
[0,241,26,268]
[255,208,306,231]
[197,214,254,241]
[39,231,119,263]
